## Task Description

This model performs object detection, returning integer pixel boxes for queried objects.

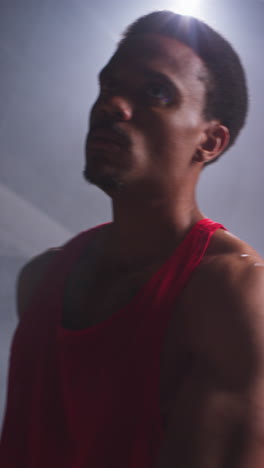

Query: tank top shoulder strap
[58,225,99,266]
[172,217,226,280]
[48,222,109,277]
[152,218,227,308]
[184,218,227,264]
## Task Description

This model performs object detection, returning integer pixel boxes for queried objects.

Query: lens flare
[166,0,204,19]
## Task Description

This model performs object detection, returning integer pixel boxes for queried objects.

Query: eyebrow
[99,66,181,91]
[141,68,178,86]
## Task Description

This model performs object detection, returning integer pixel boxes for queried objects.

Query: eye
[145,83,172,104]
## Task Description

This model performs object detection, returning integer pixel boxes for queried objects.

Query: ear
[194,123,230,164]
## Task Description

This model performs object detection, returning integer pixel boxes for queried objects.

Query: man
[1,10,264,468]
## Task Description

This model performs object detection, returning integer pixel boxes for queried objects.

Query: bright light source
[176,0,200,16]
[165,0,205,20]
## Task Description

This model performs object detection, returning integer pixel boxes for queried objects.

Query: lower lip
[88,139,122,151]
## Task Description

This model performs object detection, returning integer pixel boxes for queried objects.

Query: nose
[92,94,133,123]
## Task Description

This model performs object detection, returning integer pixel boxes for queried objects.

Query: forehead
[104,33,207,85]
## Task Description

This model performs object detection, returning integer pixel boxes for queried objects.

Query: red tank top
[0,218,225,468]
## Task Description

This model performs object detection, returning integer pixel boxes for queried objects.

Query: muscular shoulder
[159,229,264,467]
[181,228,264,389]
[17,248,62,320]
[199,227,264,291]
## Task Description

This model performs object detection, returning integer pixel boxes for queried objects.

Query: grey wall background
[1,0,264,430]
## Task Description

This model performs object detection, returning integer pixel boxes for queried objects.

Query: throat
[107,204,203,263]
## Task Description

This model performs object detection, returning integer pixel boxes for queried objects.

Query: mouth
[87,136,123,151]
[86,127,131,153]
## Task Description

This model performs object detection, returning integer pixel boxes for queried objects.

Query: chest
[62,259,158,330]
[61,257,194,429]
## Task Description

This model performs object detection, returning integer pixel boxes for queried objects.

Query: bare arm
[155,258,264,468]
[16,249,60,320]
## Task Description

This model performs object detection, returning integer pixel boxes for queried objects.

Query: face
[84,34,211,197]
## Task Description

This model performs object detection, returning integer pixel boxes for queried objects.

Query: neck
[102,183,204,264]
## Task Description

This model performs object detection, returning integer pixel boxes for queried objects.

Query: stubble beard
[83,164,125,195]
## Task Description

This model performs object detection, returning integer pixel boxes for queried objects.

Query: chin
[83,165,125,195]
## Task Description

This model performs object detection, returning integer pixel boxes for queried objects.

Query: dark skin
[17,34,264,467]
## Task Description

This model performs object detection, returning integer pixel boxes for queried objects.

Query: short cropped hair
[120,11,249,163]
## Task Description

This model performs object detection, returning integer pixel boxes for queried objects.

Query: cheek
[146,111,204,156]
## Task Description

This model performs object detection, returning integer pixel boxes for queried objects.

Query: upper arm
[16,249,60,320]
[156,372,264,468]
[156,257,264,468]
